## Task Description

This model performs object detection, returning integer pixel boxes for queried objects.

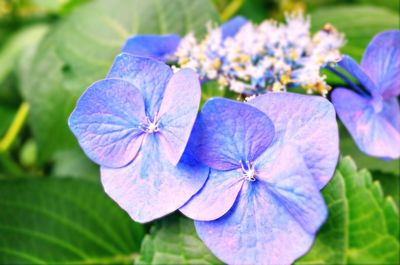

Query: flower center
[240,160,256,182]
[141,115,160,133]
[371,96,383,113]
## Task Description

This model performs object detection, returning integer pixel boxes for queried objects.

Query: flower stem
[326,66,368,96]
[220,0,244,21]
[0,102,29,153]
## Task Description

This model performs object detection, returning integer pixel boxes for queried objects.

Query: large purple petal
[121,34,181,61]
[191,98,275,171]
[107,54,173,116]
[157,68,201,165]
[361,30,400,99]
[180,169,243,221]
[221,16,247,39]
[195,145,327,265]
[338,55,377,95]
[100,134,209,223]
[68,79,146,168]
[332,88,400,159]
[248,92,339,189]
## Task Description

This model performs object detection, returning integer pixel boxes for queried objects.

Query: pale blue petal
[381,97,400,132]
[195,145,327,265]
[248,92,339,189]
[100,134,209,223]
[68,79,146,168]
[121,34,181,61]
[191,98,275,171]
[180,169,243,221]
[332,88,400,159]
[221,16,247,39]
[107,54,173,116]
[361,30,400,99]
[157,68,201,165]
[338,55,377,95]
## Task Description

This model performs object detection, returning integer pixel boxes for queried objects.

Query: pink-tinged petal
[361,30,400,99]
[332,88,400,159]
[248,92,339,189]
[191,98,275,170]
[121,34,181,61]
[107,54,173,116]
[157,68,201,165]
[100,134,209,223]
[68,79,146,168]
[180,169,243,221]
[195,145,327,265]
[338,55,378,94]
[381,97,400,132]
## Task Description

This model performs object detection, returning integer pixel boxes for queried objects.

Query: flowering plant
[0,1,398,265]
[67,11,399,265]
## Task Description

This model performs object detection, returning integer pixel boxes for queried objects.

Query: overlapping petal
[248,92,339,189]
[190,98,275,171]
[338,55,377,95]
[157,68,201,165]
[107,54,173,116]
[101,134,209,223]
[332,88,400,159]
[68,78,146,168]
[121,34,181,61]
[195,145,327,265]
[361,30,400,99]
[180,169,243,221]
[221,16,247,39]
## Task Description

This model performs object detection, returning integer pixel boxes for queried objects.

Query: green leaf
[136,214,222,265]
[298,156,399,264]
[21,0,219,163]
[371,170,399,207]
[0,178,145,264]
[52,148,99,181]
[0,24,49,85]
[0,105,15,137]
[201,81,225,107]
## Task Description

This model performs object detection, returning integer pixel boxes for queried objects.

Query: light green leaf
[136,214,222,265]
[298,156,399,264]
[0,24,49,85]
[0,178,145,264]
[21,0,219,163]
[52,148,99,181]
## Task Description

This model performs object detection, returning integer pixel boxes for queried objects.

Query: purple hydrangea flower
[68,54,208,223]
[120,16,247,61]
[121,34,181,61]
[219,16,247,39]
[180,93,339,264]
[331,30,400,159]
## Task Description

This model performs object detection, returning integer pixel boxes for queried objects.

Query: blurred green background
[0,0,398,264]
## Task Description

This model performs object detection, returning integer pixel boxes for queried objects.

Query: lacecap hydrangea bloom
[180,93,339,264]
[68,54,208,222]
[175,13,344,96]
[331,30,400,159]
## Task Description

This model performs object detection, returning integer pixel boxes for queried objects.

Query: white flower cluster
[174,12,345,96]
